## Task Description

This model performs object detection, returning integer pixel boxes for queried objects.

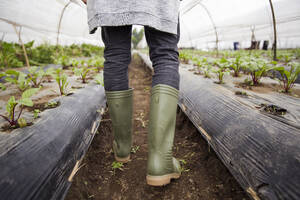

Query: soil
[65,56,250,200]
[235,81,300,98]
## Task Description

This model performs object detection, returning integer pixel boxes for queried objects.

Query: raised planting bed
[0,63,106,199]
[65,54,250,200]
[138,52,300,200]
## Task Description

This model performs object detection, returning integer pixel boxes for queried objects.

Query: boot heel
[146,173,180,186]
[114,154,130,163]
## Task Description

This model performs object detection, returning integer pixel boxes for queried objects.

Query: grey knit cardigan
[87,0,181,35]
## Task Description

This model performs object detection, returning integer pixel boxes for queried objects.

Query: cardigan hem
[88,11,178,35]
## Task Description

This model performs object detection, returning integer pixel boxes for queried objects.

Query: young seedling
[45,101,60,109]
[179,159,190,173]
[131,145,140,154]
[73,66,92,83]
[33,109,41,119]
[229,55,243,77]
[274,62,300,93]
[245,58,274,85]
[203,65,212,78]
[0,88,39,128]
[51,68,69,95]
[27,66,46,87]
[111,161,124,174]
[194,57,208,74]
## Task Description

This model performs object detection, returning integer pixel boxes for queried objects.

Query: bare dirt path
[65,55,249,200]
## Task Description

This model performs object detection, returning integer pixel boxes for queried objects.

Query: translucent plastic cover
[0,0,102,46]
[179,0,300,49]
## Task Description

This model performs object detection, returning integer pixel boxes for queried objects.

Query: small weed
[235,91,248,96]
[179,159,190,173]
[33,109,40,119]
[131,145,140,154]
[45,101,60,109]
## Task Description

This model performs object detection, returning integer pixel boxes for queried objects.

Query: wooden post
[269,0,277,61]
[13,25,30,68]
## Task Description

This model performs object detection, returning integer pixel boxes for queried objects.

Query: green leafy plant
[94,74,104,86]
[54,55,71,68]
[51,68,69,95]
[71,59,80,67]
[245,59,274,85]
[279,53,293,64]
[0,42,23,68]
[29,43,56,64]
[0,88,39,128]
[0,83,6,91]
[94,57,104,72]
[194,57,208,74]
[179,51,192,64]
[27,66,47,87]
[229,55,243,77]
[5,70,30,92]
[203,65,212,78]
[73,65,92,83]
[213,58,230,84]
[274,62,300,93]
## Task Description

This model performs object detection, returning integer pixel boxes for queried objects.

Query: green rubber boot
[105,88,133,163]
[146,84,181,186]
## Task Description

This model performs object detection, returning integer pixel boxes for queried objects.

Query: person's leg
[102,26,133,163]
[144,24,180,89]
[102,25,132,91]
[144,25,181,186]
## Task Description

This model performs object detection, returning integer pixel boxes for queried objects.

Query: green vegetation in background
[0,41,104,69]
[132,28,144,49]
[179,48,300,62]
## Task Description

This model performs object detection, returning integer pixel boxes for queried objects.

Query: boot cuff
[105,88,133,99]
[151,84,179,98]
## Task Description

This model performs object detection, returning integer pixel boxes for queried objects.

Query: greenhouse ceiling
[0,0,299,49]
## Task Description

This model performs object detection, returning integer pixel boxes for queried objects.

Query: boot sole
[146,173,181,186]
[114,154,130,163]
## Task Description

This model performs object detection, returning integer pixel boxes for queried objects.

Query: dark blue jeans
[101,25,180,91]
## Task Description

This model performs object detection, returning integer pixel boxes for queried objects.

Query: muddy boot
[105,89,133,163]
[146,84,181,186]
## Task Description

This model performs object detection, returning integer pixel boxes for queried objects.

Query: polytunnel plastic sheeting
[0,0,102,46]
[0,85,106,200]
[138,52,300,200]
[179,0,300,49]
